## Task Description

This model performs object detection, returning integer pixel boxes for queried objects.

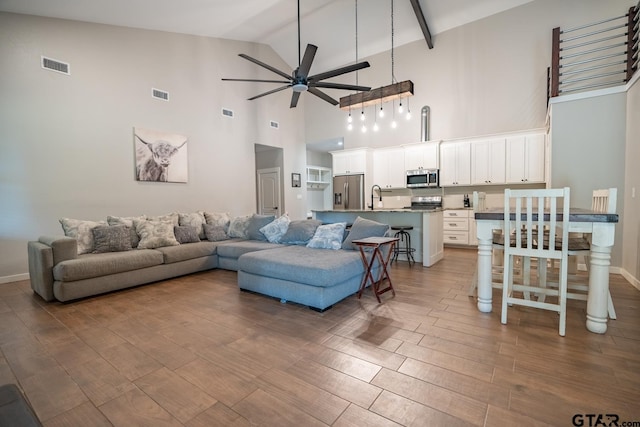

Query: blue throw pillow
[280,219,322,245]
[341,216,390,250]
[246,214,275,241]
[307,222,347,250]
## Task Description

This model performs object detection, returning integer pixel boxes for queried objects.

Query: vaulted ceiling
[0,0,533,72]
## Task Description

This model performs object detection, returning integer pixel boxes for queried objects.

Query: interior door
[257,168,281,216]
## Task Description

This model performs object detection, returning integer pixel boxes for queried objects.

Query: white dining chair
[469,191,519,296]
[542,188,617,319]
[501,187,571,336]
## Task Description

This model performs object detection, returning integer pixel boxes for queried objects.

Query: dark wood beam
[339,80,414,110]
[409,0,434,49]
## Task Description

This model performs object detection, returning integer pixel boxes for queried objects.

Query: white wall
[623,76,640,287]
[0,13,308,280]
[549,91,627,267]
[304,0,635,149]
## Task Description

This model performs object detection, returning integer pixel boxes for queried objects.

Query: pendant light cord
[355,0,359,86]
[391,0,396,84]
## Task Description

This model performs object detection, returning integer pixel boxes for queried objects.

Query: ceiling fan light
[292,83,308,92]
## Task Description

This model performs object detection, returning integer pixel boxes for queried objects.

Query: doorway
[257,167,281,216]
[255,144,284,216]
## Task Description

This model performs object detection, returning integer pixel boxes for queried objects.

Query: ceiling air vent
[152,88,169,101]
[270,120,279,129]
[41,56,70,75]
[221,108,234,118]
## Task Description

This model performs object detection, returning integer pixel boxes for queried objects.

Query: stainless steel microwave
[406,169,439,188]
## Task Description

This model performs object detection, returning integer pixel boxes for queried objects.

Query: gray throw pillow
[280,219,322,245]
[203,224,229,241]
[247,214,275,241]
[107,215,146,248]
[228,215,252,239]
[92,225,132,253]
[174,225,201,244]
[60,217,108,254]
[307,222,347,250]
[178,212,206,239]
[134,219,180,249]
[341,216,390,250]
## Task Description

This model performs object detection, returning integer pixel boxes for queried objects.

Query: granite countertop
[312,208,443,213]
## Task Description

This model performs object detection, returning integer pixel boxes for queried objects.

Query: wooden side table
[352,237,399,303]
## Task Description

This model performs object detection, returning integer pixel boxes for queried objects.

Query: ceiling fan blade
[247,85,291,101]
[307,87,338,105]
[308,61,370,82]
[297,44,317,80]
[238,53,292,80]
[222,78,291,84]
[290,91,301,108]
[311,82,371,92]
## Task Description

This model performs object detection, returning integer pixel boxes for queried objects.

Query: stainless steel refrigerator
[333,174,364,210]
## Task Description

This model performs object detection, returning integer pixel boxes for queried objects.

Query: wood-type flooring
[0,248,639,426]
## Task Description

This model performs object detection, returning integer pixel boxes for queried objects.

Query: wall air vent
[41,56,70,75]
[222,108,234,118]
[270,120,279,129]
[152,88,169,101]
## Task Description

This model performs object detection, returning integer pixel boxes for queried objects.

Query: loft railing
[548,3,639,100]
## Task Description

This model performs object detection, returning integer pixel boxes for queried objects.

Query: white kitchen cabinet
[440,141,471,186]
[373,148,405,188]
[442,209,478,246]
[332,149,369,175]
[404,142,439,171]
[471,138,506,185]
[423,210,443,267]
[506,133,546,184]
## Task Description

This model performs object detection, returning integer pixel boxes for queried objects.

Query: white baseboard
[0,273,30,284]
[620,268,640,292]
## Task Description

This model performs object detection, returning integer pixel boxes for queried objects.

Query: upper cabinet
[404,142,439,171]
[373,147,405,188]
[505,133,546,184]
[440,141,471,186]
[331,149,371,175]
[471,138,506,185]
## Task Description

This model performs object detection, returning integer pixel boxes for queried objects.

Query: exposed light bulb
[391,120,397,129]
[347,113,352,124]
[360,111,365,121]
[406,110,412,120]
[379,106,384,118]
[361,124,367,133]
[373,122,379,132]
[347,123,353,131]
[398,101,404,114]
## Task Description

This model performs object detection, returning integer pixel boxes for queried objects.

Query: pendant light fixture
[340,0,414,124]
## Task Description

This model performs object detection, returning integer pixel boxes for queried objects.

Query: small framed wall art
[291,173,301,188]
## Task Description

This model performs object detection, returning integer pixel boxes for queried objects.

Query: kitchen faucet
[370,185,382,210]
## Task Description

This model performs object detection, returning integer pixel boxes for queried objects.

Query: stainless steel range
[407,195,442,210]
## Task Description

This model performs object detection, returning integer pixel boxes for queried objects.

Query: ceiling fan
[222,0,372,108]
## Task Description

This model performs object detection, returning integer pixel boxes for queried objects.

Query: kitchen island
[313,209,444,267]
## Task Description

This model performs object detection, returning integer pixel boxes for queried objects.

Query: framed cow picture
[134,127,188,183]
